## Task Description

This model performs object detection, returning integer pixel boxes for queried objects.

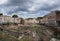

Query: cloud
[0,0,60,18]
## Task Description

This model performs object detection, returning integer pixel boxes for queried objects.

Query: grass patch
[20,35,33,41]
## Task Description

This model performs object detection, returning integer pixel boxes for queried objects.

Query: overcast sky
[0,0,60,18]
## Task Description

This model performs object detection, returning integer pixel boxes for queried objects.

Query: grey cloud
[0,0,60,18]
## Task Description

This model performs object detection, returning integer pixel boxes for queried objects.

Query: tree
[36,17,43,20]
[27,18,33,20]
[12,14,18,18]
[0,13,3,16]
[12,15,18,23]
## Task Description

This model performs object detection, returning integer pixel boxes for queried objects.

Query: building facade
[40,10,60,26]
[0,15,21,24]
[25,18,39,25]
